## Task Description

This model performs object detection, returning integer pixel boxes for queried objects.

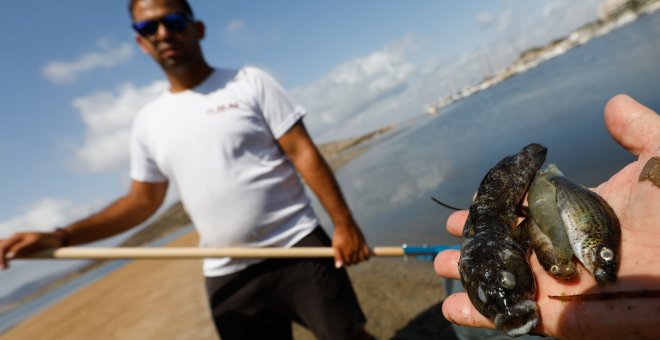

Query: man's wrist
[53,227,71,247]
[332,218,356,230]
[329,209,356,225]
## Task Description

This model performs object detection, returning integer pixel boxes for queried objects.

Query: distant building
[598,0,646,19]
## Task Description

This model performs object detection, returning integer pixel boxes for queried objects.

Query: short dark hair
[128,0,194,20]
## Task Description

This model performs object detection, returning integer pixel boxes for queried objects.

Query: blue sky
[0,0,602,294]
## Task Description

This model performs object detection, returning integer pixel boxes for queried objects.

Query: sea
[1,10,659,336]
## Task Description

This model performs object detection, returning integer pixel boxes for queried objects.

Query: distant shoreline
[424,0,660,115]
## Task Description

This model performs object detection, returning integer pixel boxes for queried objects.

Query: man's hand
[434,95,660,339]
[332,219,371,268]
[0,231,63,269]
[0,180,168,270]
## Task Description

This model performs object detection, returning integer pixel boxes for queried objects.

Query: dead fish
[527,164,577,280]
[459,143,546,337]
[521,217,576,280]
[551,175,621,285]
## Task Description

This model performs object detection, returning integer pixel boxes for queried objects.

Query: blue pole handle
[402,244,460,255]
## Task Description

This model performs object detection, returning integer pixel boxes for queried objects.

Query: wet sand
[2,231,456,339]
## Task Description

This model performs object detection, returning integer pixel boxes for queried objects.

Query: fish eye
[499,271,516,289]
[478,285,487,303]
[550,265,559,275]
[600,247,614,261]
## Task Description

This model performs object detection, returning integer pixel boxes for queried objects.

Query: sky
[0,0,603,294]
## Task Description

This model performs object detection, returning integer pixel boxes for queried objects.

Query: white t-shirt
[130,67,319,277]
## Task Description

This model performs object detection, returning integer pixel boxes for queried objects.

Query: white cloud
[224,19,258,47]
[43,39,134,84]
[496,10,514,33]
[476,12,495,29]
[72,81,167,172]
[0,198,97,238]
[508,0,599,46]
[226,20,247,34]
[541,0,600,35]
[292,35,417,141]
[291,1,600,143]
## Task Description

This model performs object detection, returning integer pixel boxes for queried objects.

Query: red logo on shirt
[206,102,239,114]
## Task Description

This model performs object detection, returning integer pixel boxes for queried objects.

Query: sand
[2,231,457,339]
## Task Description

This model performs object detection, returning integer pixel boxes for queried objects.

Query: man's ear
[135,35,150,54]
[193,21,206,40]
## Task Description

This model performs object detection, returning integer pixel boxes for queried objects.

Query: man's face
[132,0,203,73]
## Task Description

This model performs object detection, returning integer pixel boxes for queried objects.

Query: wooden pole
[24,246,408,260]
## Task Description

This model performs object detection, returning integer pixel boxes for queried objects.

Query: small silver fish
[551,176,621,285]
[459,143,546,337]
[527,164,577,279]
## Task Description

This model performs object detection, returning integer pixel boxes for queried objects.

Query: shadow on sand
[393,302,458,340]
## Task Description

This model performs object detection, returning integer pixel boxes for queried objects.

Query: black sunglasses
[132,13,193,37]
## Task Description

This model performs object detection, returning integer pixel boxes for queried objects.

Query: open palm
[434,95,660,339]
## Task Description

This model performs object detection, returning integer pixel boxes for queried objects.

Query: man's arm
[0,180,168,269]
[278,121,370,267]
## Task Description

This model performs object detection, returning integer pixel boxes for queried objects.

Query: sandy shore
[2,231,456,339]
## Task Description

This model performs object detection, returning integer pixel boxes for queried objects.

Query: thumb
[332,245,344,268]
[604,94,660,157]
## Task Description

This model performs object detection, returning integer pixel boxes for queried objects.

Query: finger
[434,249,460,279]
[354,242,365,263]
[447,210,469,236]
[0,236,23,269]
[11,237,44,258]
[442,293,495,330]
[332,246,344,268]
[345,243,359,265]
[360,244,370,261]
[0,243,9,270]
[349,248,359,265]
[604,94,660,157]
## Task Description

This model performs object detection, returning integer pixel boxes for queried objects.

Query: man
[0,0,373,338]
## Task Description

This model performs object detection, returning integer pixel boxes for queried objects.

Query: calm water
[317,11,660,248]
[2,11,660,336]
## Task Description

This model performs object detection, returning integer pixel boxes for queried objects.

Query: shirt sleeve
[129,113,168,183]
[244,67,307,139]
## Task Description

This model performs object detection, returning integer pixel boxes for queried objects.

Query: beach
[1,231,456,339]
[4,3,658,338]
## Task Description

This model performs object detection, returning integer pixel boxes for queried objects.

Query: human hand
[0,231,63,270]
[331,219,371,268]
[434,94,660,339]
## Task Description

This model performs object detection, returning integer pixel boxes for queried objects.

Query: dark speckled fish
[527,164,577,280]
[459,143,546,337]
[551,175,621,285]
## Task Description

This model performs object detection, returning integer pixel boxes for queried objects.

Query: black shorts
[205,227,366,340]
